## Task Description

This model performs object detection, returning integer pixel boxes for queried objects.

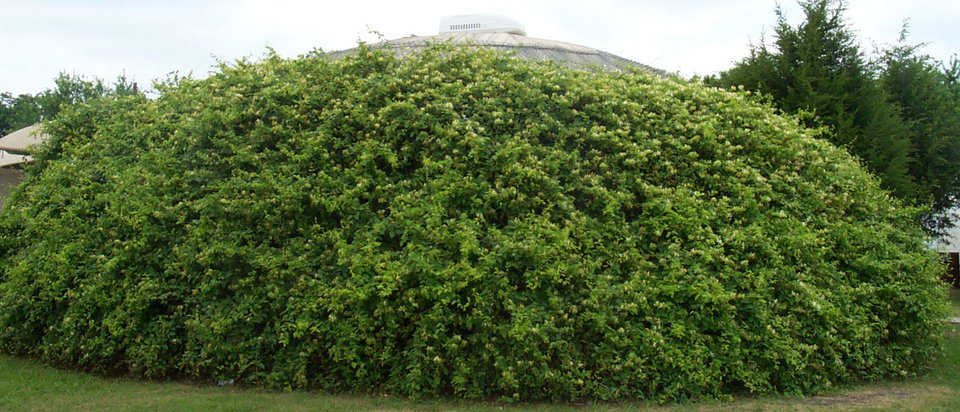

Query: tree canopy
[877,39,960,232]
[0,73,138,136]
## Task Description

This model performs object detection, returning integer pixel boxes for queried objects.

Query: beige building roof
[330,32,665,75]
[0,150,32,168]
[0,124,47,155]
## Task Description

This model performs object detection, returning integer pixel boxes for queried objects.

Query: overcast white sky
[2,0,958,96]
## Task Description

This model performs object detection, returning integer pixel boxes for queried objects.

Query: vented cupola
[439,14,526,35]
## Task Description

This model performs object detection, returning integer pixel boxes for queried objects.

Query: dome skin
[330,31,666,75]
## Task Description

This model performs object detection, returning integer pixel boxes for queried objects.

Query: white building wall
[932,208,960,253]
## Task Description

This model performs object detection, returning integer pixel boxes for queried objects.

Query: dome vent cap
[439,14,526,36]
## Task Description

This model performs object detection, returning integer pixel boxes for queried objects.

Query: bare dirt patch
[800,384,952,410]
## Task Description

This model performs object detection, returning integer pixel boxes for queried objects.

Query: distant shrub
[0,44,947,402]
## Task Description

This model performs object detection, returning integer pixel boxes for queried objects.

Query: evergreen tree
[709,0,926,225]
[878,37,960,232]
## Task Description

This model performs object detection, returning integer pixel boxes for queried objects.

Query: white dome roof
[331,31,664,75]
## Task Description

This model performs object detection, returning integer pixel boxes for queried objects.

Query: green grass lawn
[2,290,959,412]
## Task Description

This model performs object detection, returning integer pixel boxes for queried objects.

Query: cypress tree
[711,0,916,202]
[878,38,960,232]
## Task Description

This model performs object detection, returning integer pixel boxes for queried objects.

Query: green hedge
[0,44,947,402]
